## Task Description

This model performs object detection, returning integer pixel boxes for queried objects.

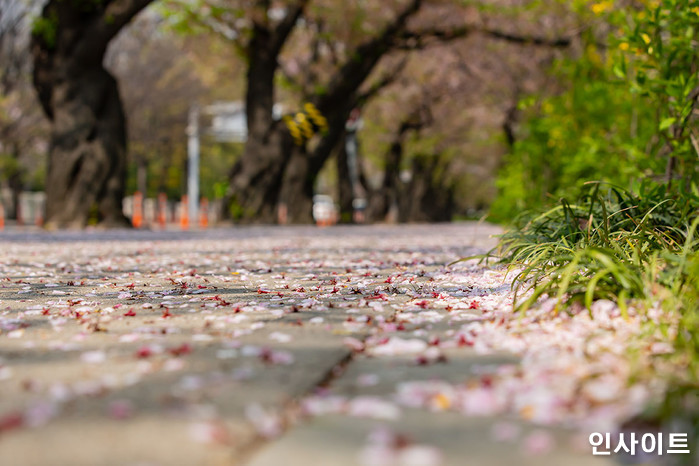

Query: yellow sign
[283,103,328,146]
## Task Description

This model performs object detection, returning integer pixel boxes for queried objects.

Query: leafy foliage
[31,12,58,49]
[490,0,699,222]
[487,0,699,437]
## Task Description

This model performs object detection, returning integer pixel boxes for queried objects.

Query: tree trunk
[223,2,307,223]
[336,133,354,223]
[31,0,152,229]
[277,145,314,224]
[399,155,454,222]
[41,68,128,228]
[366,114,426,223]
[226,124,292,223]
[366,136,403,222]
[8,144,23,221]
[336,121,368,223]
[278,106,351,223]
[137,154,148,195]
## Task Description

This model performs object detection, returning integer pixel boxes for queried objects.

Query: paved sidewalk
[0,224,616,465]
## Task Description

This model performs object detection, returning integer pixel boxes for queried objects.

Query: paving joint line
[236,347,357,464]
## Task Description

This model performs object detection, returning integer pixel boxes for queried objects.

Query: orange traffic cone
[199,198,209,229]
[132,191,143,228]
[180,195,189,230]
[157,193,167,229]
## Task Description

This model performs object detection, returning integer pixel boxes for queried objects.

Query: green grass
[482,180,699,447]
[491,181,699,314]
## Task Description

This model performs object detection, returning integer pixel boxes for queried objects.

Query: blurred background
[0,0,690,229]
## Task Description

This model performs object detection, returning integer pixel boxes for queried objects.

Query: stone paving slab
[246,344,612,466]
[247,412,615,466]
[0,223,646,465]
[0,224,499,465]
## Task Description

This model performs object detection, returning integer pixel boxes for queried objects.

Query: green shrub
[491,0,699,223]
[495,182,698,312]
[485,0,699,436]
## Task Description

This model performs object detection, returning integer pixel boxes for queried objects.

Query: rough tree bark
[31,0,152,229]
[223,1,306,223]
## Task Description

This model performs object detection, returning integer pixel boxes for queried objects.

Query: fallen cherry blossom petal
[245,403,282,438]
[80,350,106,364]
[368,337,428,356]
[521,430,555,456]
[108,400,134,420]
[348,396,401,420]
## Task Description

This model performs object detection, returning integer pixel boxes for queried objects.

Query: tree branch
[155,0,247,53]
[73,0,154,62]
[483,28,572,47]
[200,15,246,51]
[391,25,572,50]
[270,0,308,56]
[316,0,422,113]
[356,56,409,106]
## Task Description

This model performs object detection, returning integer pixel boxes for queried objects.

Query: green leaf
[659,117,675,131]
[612,64,626,79]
